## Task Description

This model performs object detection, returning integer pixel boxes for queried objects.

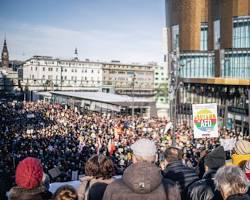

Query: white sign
[192,103,218,138]
[72,170,78,181]
[27,113,35,118]
[164,122,173,133]
[220,138,236,151]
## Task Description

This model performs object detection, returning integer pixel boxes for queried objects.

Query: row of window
[233,16,250,48]
[104,65,152,70]
[180,54,215,78]
[222,51,250,79]
[37,67,100,74]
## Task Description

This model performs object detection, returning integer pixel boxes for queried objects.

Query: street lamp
[169,50,184,147]
[132,73,136,121]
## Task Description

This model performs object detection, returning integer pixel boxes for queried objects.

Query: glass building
[165,0,250,133]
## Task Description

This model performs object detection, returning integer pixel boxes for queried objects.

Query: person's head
[204,146,225,171]
[15,157,44,189]
[163,146,182,165]
[85,154,114,179]
[244,160,250,173]
[53,185,78,200]
[214,166,249,200]
[234,140,250,155]
[130,138,157,163]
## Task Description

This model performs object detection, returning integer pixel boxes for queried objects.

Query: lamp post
[132,73,136,121]
[169,49,183,147]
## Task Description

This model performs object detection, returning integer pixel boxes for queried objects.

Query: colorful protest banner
[192,103,218,138]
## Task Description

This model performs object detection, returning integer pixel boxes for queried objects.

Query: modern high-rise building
[165,0,250,133]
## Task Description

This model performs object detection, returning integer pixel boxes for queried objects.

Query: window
[214,20,220,49]
[65,69,67,72]
[233,16,250,48]
[56,68,58,72]
[200,23,208,51]
[72,69,74,73]
[91,70,94,73]
[172,25,179,50]
[43,67,45,71]
[35,67,37,71]
[65,76,67,80]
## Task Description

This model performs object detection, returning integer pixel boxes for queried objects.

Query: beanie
[235,140,250,155]
[15,157,43,189]
[204,146,225,170]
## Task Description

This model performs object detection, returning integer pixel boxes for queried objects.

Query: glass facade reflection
[180,52,214,78]
[200,24,208,51]
[222,50,250,79]
[233,16,250,48]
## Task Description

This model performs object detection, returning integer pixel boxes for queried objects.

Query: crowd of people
[1,100,250,200]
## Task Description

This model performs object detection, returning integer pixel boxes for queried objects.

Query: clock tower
[1,38,9,68]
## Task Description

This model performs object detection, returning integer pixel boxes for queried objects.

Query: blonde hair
[54,185,78,200]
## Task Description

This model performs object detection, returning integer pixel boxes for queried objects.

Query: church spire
[1,37,9,68]
[74,48,78,60]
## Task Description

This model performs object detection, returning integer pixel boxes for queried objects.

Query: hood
[123,162,162,194]
[9,185,46,199]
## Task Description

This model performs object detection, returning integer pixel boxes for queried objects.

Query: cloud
[0,20,163,63]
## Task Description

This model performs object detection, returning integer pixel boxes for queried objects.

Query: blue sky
[0,0,165,63]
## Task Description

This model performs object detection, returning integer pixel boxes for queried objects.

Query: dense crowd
[1,100,250,200]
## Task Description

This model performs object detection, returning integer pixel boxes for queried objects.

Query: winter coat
[103,161,181,200]
[227,193,250,200]
[9,185,52,200]
[187,169,223,200]
[163,160,199,199]
[77,176,114,200]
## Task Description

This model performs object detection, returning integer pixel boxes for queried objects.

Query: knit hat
[204,146,225,170]
[131,139,157,157]
[15,157,43,189]
[235,140,250,155]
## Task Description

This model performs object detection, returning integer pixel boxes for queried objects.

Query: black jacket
[187,169,223,200]
[227,193,250,200]
[163,160,199,200]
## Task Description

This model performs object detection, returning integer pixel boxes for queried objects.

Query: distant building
[21,56,155,96]
[154,64,169,118]
[102,61,154,96]
[1,38,9,68]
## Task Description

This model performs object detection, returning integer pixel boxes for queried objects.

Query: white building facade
[22,56,103,91]
[21,56,154,96]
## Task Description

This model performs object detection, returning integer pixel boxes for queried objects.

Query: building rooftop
[26,55,153,67]
[51,91,154,105]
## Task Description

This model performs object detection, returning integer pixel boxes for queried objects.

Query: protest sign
[192,103,218,138]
